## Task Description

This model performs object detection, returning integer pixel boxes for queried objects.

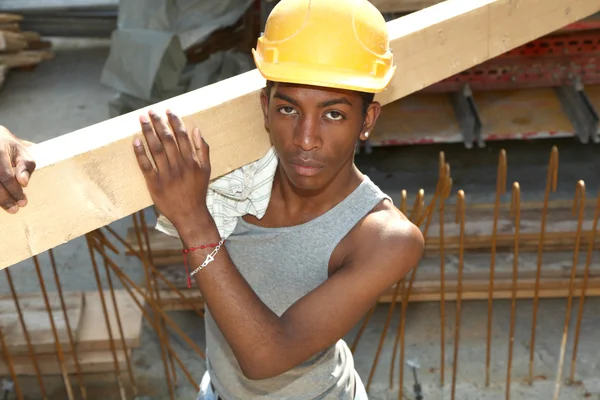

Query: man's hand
[0,126,36,214]
[132,109,212,233]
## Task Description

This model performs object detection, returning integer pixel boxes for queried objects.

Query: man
[0,0,424,398]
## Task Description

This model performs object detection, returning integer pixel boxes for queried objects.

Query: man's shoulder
[360,199,424,250]
[338,198,424,275]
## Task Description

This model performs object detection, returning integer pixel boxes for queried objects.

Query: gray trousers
[197,369,369,400]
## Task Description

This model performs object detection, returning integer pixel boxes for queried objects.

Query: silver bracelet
[189,239,225,277]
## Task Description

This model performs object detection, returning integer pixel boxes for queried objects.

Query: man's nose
[292,115,322,151]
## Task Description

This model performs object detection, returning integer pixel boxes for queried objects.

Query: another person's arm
[0,126,36,214]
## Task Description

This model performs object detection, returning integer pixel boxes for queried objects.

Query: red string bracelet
[182,243,219,288]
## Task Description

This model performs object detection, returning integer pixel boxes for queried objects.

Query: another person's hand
[0,126,36,214]
[133,110,212,233]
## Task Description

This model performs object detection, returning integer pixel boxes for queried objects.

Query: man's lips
[289,158,324,177]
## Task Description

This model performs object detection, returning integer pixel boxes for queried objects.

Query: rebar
[132,212,177,399]
[85,235,128,400]
[487,149,507,387]
[569,191,600,383]
[3,268,48,400]
[48,249,87,400]
[450,190,465,400]
[529,146,559,384]
[32,256,75,400]
[506,182,521,400]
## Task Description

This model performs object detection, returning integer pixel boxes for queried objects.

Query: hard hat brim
[253,49,396,94]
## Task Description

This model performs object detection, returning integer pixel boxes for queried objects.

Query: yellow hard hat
[252,0,396,93]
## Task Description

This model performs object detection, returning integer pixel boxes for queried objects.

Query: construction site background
[0,1,599,399]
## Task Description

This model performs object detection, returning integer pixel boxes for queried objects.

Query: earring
[364,131,370,138]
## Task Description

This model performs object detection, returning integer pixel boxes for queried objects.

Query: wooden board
[0,31,27,52]
[0,349,131,376]
[476,88,575,141]
[372,93,462,146]
[0,292,84,355]
[155,249,600,309]
[72,290,144,353]
[0,14,23,24]
[1,0,599,271]
[0,50,53,68]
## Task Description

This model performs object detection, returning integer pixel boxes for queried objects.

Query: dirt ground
[1,39,599,400]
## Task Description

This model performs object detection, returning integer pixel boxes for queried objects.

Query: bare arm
[179,208,423,379]
[132,109,424,379]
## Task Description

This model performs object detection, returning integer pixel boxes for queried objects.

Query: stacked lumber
[0,290,143,376]
[0,13,53,89]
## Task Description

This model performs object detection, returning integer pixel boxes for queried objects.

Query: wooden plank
[372,93,462,146]
[155,279,600,310]
[0,49,53,68]
[0,14,23,24]
[0,292,84,355]
[476,88,575,141]
[0,349,130,376]
[73,290,144,352]
[1,0,599,271]
[0,31,28,52]
[0,290,143,356]
[0,23,20,32]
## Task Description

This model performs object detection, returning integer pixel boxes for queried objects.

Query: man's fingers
[133,137,157,184]
[14,149,36,187]
[0,185,18,214]
[139,113,170,173]
[192,128,211,170]
[0,151,25,207]
[148,110,180,170]
[166,110,194,162]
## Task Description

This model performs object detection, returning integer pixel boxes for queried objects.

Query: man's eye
[325,111,344,120]
[279,106,297,115]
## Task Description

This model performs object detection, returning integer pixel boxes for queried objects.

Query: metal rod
[0,325,23,400]
[529,146,559,384]
[32,255,75,400]
[389,277,406,390]
[100,244,139,396]
[569,191,600,383]
[85,235,128,400]
[133,212,177,397]
[506,182,521,400]
[486,149,507,387]
[398,277,409,400]
[102,225,205,317]
[48,249,87,400]
[367,281,401,391]
[96,244,199,390]
[3,268,48,400]
[451,190,466,400]
[91,239,207,359]
[438,160,451,387]
[139,211,178,386]
[553,181,586,399]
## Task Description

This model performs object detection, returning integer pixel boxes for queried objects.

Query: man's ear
[359,101,381,141]
[260,88,270,133]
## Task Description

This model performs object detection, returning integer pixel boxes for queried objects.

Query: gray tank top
[204,176,391,399]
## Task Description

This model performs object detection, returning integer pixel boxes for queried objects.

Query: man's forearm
[178,215,286,378]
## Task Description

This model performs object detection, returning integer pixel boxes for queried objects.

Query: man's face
[260,82,380,192]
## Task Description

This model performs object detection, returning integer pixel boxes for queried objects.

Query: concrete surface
[1,39,599,400]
